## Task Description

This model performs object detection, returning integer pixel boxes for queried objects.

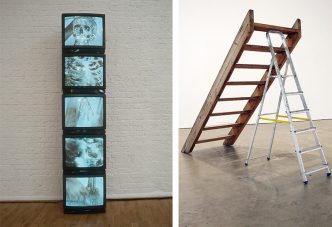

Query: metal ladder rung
[300,145,322,154]
[285,91,303,96]
[289,109,309,114]
[259,112,277,116]
[305,165,328,175]
[271,75,294,78]
[294,127,316,134]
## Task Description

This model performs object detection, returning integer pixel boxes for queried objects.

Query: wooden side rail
[181,10,255,153]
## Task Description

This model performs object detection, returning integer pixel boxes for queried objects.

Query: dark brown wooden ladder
[181,10,302,154]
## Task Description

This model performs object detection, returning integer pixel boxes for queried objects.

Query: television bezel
[62,53,106,91]
[62,13,105,53]
[62,93,106,131]
[63,172,106,214]
[63,134,106,172]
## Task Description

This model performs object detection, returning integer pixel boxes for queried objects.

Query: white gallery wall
[179,0,332,128]
[0,0,172,200]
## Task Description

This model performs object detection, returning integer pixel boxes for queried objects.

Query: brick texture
[0,0,172,200]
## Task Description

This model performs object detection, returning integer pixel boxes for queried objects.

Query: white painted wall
[179,0,332,128]
[0,0,172,200]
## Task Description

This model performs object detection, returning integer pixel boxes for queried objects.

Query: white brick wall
[0,0,172,200]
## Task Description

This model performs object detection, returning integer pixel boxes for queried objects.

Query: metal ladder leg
[266,63,289,160]
[266,31,308,183]
[279,33,331,176]
[245,60,274,166]
[245,30,330,183]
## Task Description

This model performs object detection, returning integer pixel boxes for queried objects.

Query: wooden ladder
[181,10,302,154]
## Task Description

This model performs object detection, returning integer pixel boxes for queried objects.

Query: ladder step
[218,96,261,101]
[243,44,284,53]
[226,81,266,86]
[259,112,277,116]
[203,123,241,131]
[196,135,234,144]
[210,110,252,116]
[234,64,270,69]
[285,91,303,96]
[254,23,300,34]
[294,127,316,134]
[290,109,309,114]
[300,145,322,154]
[271,74,294,78]
[305,165,328,175]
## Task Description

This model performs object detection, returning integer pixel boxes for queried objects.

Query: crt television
[62,13,105,53]
[62,94,106,131]
[63,172,106,213]
[63,53,106,90]
[63,134,106,171]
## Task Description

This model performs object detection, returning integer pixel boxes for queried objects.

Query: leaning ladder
[181,10,302,154]
[245,30,331,184]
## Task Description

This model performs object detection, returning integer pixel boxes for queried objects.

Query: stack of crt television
[62,13,106,213]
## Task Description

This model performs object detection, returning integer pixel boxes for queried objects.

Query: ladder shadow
[186,145,248,170]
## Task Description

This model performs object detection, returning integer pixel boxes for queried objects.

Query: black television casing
[62,93,106,132]
[62,13,105,54]
[62,53,106,91]
[63,134,106,172]
[63,172,106,214]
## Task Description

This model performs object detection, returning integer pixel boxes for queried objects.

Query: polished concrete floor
[180,120,332,227]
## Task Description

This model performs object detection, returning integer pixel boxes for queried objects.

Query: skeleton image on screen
[65,56,103,87]
[65,97,103,127]
[65,137,104,168]
[64,16,103,46]
[66,177,104,206]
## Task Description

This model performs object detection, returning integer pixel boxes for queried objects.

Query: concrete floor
[180,120,332,227]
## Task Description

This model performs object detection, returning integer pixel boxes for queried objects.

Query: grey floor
[179,120,332,227]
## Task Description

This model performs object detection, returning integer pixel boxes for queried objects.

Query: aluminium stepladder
[245,30,331,184]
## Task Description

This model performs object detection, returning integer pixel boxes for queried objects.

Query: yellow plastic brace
[259,114,310,123]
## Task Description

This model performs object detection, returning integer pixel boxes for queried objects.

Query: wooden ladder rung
[196,135,234,144]
[203,123,241,131]
[234,64,270,69]
[254,23,299,34]
[210,110,251,116]
[244,44,284,53]
[219,96,261,101]
[226,81,265,85]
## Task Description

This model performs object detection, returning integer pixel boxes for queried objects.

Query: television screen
[64,174,106,213]
[63,94,105,130]
[63,135,106,170]
[62,14,105,50]
[63,54,105,89]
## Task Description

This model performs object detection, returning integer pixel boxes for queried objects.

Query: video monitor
[62,13,105,52]
[63,135,106,171]
[63,54,105,90]
[63,173,106,213]
[63,94,106,130]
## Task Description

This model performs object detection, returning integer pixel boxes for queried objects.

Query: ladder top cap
[254,22,300,34]
[246,10,301,35]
